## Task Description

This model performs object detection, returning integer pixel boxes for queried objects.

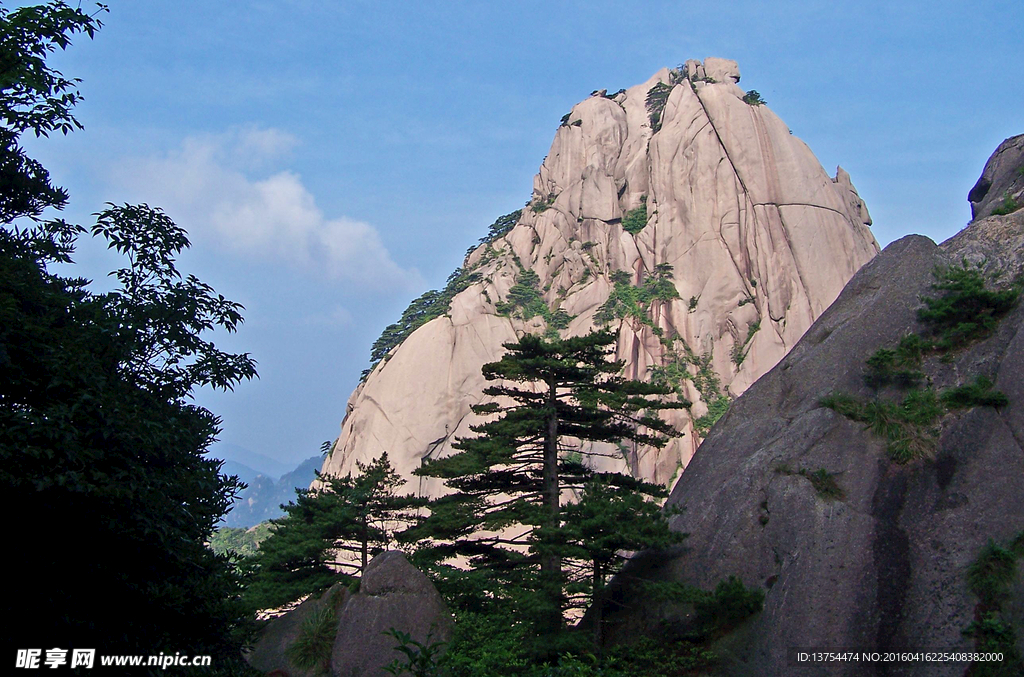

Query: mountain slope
[598,145,1024,675]
[221,456,322,529]
[322,59,878,494]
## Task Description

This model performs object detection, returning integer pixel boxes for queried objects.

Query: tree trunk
[360,515,368,573]
[592,559,603,647]
[540,376,561,632]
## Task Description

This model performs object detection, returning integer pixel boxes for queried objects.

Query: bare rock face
[322,59,878,494]
[598,208,1024,675]
[967,133,1024,220]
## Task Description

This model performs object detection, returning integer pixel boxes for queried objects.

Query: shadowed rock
[331,551,453,677]
[247,583,350,677]
[598,207,1024,675]
[247,552,452,677]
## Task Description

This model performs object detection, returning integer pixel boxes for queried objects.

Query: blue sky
[22,0,1023,469]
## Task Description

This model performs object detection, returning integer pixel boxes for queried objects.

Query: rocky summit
[321,59,878,496]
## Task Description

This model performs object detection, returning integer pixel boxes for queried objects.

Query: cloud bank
[113,126,419,290]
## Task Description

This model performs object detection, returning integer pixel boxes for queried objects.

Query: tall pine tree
[410,330,685,637]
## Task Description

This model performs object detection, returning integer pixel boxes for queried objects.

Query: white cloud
[112,126,420,290]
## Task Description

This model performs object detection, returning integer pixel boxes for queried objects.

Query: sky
[20,0,1024,471]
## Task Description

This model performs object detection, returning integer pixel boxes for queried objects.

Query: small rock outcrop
[247,552,453,677]
[968,133,1024,220]
[321,58,878,497]
[598,148,1024,675]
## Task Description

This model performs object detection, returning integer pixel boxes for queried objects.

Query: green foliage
[645,82,673,133]
[494,261,574,338]
[594,263,679,327]
[242,452,420,610]
[620,196,648,235]
[0,1,105,138]
[642,576,764,642]
[967,541,1019,608]
[367,267,482,375]
[286,605,337,675]
[962,537,1024,675]
[918,263,1021,350]
[383,629,448,677]
[824,264,1015,464]
[209,522,275,558]
[731,320,760,366]
[823,389,943,463]
[559,477,684,616]
[825,372,1008,464]
[693,576,765,637]
[962,613,1022,676]
[694,395,730,437]
[863,333,928,388]
[411,331,683,639]
[436,607,721,677]
[367,211,522,380]
[648,339,729,435]
[989,192,1022,216]
[477,209,522,247]
[532,193,557,213]
[1,5,258,663]
[742,90,765,105]
[802,468,844,500]
[777,466,844,500]
[941,375,1009,409]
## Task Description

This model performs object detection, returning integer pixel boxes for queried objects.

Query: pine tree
[243,452,421,610]
[409,330,685,636]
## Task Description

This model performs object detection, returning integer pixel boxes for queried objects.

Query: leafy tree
[2,203,259,658]
[243,452,421,610]
[1,2,259,666]
[410,330,684,638]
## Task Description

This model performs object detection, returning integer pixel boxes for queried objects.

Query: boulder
[702,57,741,83]
[247,583,350,677]
[331,551,454,677]
[247,553,453,677]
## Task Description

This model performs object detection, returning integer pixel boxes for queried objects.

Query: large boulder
[331,551,454,677]
[598,208,1024,675]
[247,552,453,677]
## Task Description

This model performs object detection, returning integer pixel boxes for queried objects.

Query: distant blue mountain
[219,460,263,488]
[219,455,323,528]
[210,442,292,480]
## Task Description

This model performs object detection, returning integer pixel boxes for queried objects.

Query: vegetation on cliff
[823,262,1018,463]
